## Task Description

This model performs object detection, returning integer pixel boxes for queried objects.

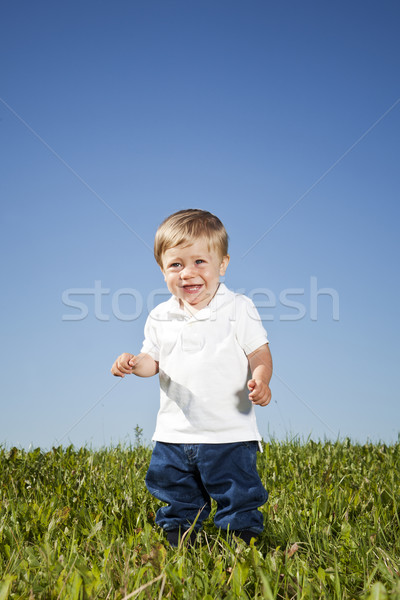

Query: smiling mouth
[182,284,203,293]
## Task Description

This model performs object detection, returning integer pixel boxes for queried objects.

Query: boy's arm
[247,343,272,407]
[111,352,159,378]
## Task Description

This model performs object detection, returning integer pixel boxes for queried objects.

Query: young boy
[111,209,272,546]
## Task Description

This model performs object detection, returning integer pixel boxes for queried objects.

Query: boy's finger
[111,367,125,377]
[118,363,134,374]
[247,379,256,390]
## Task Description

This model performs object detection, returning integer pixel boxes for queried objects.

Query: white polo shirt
[140,283,269,444]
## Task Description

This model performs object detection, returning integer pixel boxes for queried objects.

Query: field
[0,436,399,599]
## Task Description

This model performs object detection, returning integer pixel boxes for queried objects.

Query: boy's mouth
[182,284,203,293]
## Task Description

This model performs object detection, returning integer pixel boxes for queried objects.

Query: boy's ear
[219,255,230,276]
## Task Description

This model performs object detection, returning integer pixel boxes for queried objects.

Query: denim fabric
[145,441,268,534]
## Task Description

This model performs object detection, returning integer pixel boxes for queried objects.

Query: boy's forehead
[162,240,219,260]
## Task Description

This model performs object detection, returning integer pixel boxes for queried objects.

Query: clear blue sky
[1,0,399,448]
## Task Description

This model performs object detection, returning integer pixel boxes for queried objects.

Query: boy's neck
[181,300,201,316]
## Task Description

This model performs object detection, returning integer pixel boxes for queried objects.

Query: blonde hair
[154,209,229,267]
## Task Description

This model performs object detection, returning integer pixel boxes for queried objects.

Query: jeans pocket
[240,440,259,451]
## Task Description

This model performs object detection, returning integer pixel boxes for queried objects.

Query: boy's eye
[195,259,205,264]
[170,262,181,268]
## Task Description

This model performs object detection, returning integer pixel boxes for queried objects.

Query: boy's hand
[247,379,271,407]
[247,344,272,407]
[111,353,137,377]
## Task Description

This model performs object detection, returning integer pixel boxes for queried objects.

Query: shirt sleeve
[140,312,160,361]
[235,295,269,355]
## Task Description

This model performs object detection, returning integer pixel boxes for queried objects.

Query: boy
[111,209,272,546]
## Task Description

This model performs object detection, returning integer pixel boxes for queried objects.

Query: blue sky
[1,0,399,448]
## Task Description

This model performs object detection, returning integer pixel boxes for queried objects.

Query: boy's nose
[180,266,196,279]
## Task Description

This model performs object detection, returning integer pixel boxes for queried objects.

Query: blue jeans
[145,441,268,534]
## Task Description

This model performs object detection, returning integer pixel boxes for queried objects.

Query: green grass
[1,437,399,599]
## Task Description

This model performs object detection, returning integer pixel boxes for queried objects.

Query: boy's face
[161,238,230,310]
